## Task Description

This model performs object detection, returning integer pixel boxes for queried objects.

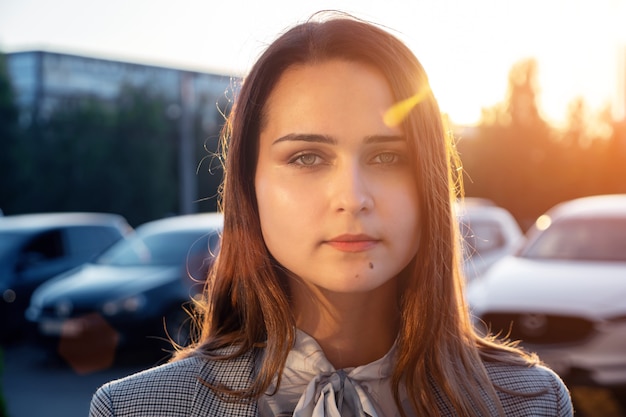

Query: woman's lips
[324,234,379,253]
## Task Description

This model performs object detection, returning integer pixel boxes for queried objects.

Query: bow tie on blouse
[293,369,378,417]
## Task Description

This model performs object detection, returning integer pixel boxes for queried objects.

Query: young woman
[90,12,573,417]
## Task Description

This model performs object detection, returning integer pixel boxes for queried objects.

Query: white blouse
[258,329,408,417]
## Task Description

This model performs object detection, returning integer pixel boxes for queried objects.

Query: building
[4,50,238,214]
[5,50,236,128]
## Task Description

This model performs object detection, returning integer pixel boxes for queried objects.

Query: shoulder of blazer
[191,348,259,417]
[483,361,574,417]
[90,349,259,417]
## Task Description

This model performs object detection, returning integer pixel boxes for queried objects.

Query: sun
[396,0,624,127]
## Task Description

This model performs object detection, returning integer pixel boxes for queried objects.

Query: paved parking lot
[1,342,155,417]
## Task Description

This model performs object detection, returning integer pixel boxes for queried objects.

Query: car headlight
[102,294,147,316]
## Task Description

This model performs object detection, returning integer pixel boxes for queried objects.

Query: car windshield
[459,219,506,258]
[521,217,626,262]
[96,230,211,266]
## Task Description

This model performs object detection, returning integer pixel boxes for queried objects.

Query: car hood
[32,263,181,306]
[466,256,626,319]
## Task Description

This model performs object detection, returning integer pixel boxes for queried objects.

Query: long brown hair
[179,11,538,416]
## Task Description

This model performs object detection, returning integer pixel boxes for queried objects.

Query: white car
[456,199,524,282]
[467,194,626,389]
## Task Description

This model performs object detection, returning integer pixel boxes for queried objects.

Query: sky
[1,0,624,126]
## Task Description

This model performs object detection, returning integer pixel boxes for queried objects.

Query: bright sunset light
[394,0,626,126]
[1,0,624,126]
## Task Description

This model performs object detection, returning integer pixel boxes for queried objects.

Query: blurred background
[1,0,626,227]
[1,0,625,416]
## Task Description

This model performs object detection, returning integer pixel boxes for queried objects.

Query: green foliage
[193,88,232,213]
[0,54,18,131]
[0,53,21,213]
[195,127,224,212]
[1,84,180,226]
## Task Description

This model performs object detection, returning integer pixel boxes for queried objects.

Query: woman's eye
[290,153,323,166]
[373,152,399,164]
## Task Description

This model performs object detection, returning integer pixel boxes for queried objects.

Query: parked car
[456,199,524,282]
[0,212,132,343]
[467,194,626,392]
[26,213,223,361]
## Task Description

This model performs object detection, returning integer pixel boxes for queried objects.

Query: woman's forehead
[259,60,399,140]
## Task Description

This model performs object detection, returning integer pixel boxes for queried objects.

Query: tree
[600,119,626,194]
[0,52,21,214]
[6,85,179,226]
[459,57,626,227]
[193,91,230,213]
[460,59,559,227]
[108,85,179,225]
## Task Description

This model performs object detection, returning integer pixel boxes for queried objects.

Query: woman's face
[255,59,420,294]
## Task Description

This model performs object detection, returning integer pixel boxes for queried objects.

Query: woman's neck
[290,278,400,369]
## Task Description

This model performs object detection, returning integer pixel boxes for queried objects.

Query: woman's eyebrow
[272,133,336,145]
[364,134,406,144]
[272,133,405,145]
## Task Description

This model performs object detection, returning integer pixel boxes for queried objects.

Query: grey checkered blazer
[89,350,573,416]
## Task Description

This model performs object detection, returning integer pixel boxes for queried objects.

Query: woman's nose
[330,163,374,214]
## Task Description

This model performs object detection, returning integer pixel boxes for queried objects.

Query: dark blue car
[26,213,223,365]
[0,212,131,344]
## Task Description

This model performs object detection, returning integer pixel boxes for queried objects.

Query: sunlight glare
[383,86,431,127]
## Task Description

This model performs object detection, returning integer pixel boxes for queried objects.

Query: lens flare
[383,86,431,127]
